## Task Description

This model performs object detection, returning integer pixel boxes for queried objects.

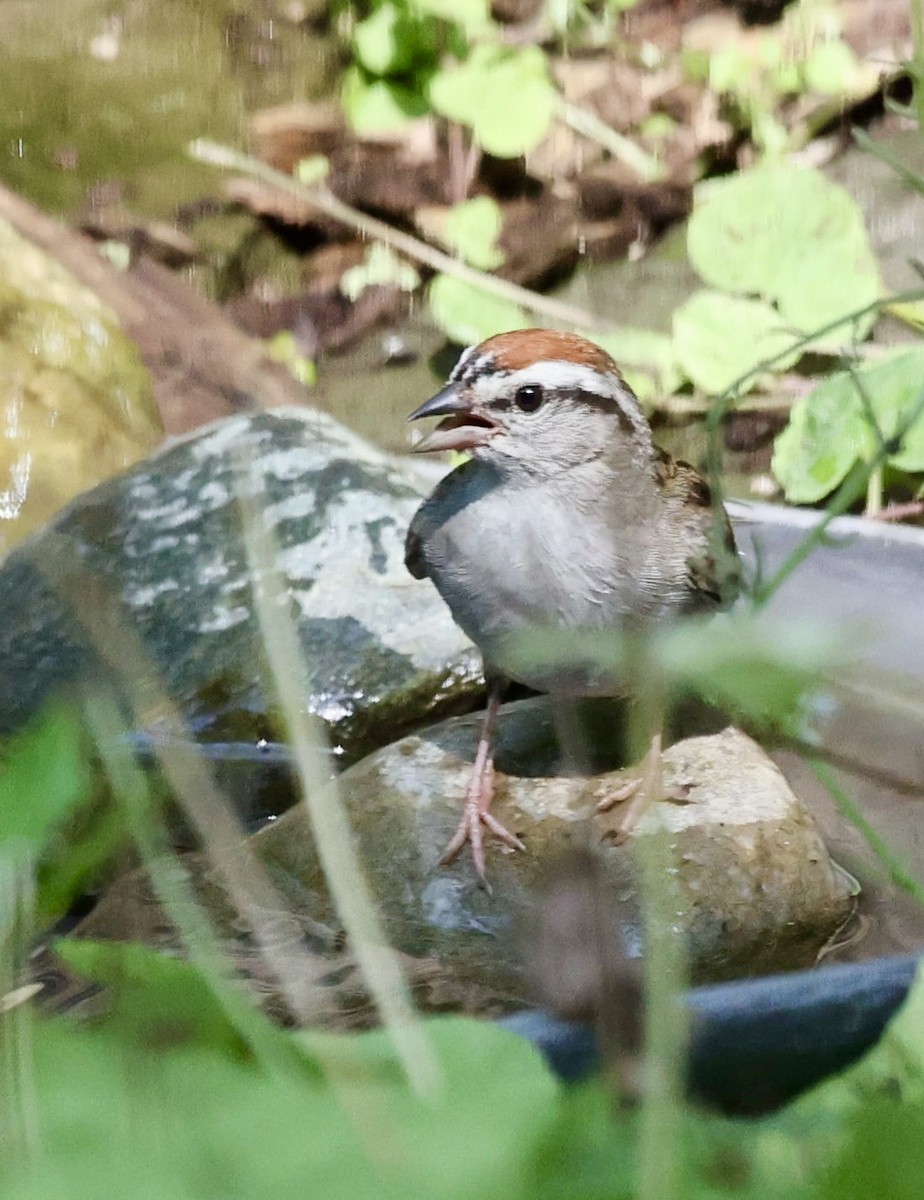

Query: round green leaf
[428,274,527,345]
[770,348,924,503]
[771,376,872,504]
[672,289,802,394]
[340,242,420,300]
[444,197,505,270]
[352,4,410,76]
[687,165,881,342]
[429,45,556,157]
[341,69,428,134]
[802,39,860,95]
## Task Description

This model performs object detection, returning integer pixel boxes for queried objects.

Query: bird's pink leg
[439,683,525,880]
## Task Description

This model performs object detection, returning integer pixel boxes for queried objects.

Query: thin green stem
[237,459,442,1099]
[82,690,302,1078]
[808,757,924,908]
[635,825,688,1200]
[865,464,884,517]
[750,382,924,607]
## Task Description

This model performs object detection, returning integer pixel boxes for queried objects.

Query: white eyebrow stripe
[503,361,625,396]
[475,360,626,401]
[471,359,652,443]
[449,344,478,382]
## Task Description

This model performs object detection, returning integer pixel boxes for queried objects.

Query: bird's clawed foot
[595,733,692,845]
[439,760,526,885]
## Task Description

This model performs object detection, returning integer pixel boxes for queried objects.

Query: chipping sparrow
[406,329,739,879]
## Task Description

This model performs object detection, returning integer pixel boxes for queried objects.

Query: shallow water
[0,0,336,217]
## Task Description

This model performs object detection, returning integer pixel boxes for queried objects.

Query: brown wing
[653,448,741,610]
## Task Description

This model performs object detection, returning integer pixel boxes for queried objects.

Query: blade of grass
[807,756,924,908]
[236,457,442,1099]
[81,688,306,1077]
[0,857,38,1161]
[635,817,688,1200]
[29,536,331,1028]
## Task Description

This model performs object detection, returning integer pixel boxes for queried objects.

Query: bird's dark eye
[514,384,544,413]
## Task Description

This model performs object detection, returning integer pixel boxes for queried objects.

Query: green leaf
[801,38,861,95]
[672,290,802,394]
[687,165,881,343]
[56,939,256,1059]
[428,275,527,345]
[301,1018,560,1199]
[429,45,556,157]
[507,614,848,732]
[295,155,330,185]
[444,197,505,270]
[0,701,92,862]
[340,243,420,301]
[4,1016,390,1200]
[772,348,924,503]
[5,1009,560,1200]
[267,331,317,387]
[708,47,751,95]
[351,3,445,80]
[353,3,417,76]
[341,69,428,134]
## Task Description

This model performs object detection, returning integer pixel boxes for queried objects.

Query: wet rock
[62,703,856,1021]
[254,701,857,992]
[0,407,480,768]
[0,216,162,555]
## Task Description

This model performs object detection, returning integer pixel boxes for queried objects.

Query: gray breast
[415,464,655,693]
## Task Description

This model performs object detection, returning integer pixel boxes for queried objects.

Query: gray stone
[254,701,857,992]
[59,701,857,1020]
[0,407,480,764]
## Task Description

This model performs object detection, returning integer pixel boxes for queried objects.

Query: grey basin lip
[727,498,924,549]
[503,952,921,1110]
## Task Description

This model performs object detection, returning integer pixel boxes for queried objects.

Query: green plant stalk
[236,460,442,1099]
[189,139,610,332]
[865,464,884,516]
[81,689,302,1079]
[30,536,334,1029]
[618,660,687,1199]
[636,823,688,1200]
[0,858,38,1161]
[807,756,924,908]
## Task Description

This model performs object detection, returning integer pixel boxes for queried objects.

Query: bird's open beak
[408,385,498,454]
